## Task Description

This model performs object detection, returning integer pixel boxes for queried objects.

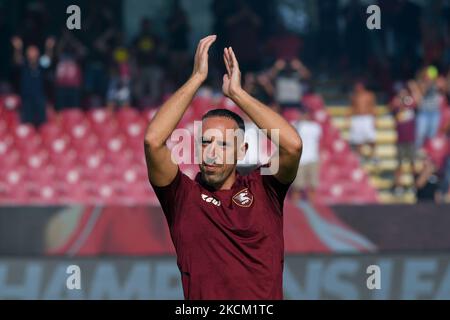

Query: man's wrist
[229,87,246,102]
[189,73,206,85]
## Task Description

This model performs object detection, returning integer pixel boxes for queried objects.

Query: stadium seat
[143,108,158,122]
[60,109,85,128]
[87,108,114,128]
[117,107,140,127]
[0,119,8,137]
[0,94,21,112]
[40,122,63,144]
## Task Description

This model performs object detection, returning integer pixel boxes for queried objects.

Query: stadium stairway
[328,105,416,204]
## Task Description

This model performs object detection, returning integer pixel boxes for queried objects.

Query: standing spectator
[342,0,369,73]
[132,18,163,105]
[291,111,322,202]
[166,0,191,88]
[106,33,131,110]
[348,81,377,163]
[82,4,115,105]
[269,58,310,111]
[243,72,275,108]
[54,30,86,112]
[389,81,419,195]
[415,66,443,149]
[265,22,302,63]
[415,155,440,203]
[11,36,55,128]
[437,118,450,202]
[225,0,261,72]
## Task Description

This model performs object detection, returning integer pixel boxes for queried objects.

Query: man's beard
[199,164,234,189]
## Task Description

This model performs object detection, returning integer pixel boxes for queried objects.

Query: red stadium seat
[40,122,63,144]
[0,149,21,172]
[72,133,99,155]
[0,134,13,157]
[87,108,113,126]
[0,119,8,137]
[60,109,85,128]
[142,108,158,122]
[25,150,49,170]
[116,107,140,127]
[0,94,21,112]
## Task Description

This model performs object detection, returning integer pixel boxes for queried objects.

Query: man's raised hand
[192,35,216,82]
[222,47,242,99]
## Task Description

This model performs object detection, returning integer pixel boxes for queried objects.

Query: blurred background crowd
[1,0,450,204]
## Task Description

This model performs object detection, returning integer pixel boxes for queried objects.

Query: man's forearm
[145,75,203,147]
[13,50,23,65]
[230,88,301,154]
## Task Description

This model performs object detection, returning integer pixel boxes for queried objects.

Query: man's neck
[205,170,237,191]
[218,171,237,190]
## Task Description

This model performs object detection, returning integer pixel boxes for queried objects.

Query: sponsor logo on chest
[201,194,221,207]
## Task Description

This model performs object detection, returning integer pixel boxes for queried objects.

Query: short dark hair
[202,109,245,132]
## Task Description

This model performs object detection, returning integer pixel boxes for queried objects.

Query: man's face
[26,46,40,64]
[198,117,247,188]
[354,82,364,92]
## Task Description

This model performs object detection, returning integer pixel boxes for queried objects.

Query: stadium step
[327,105,389,117]
[340,130,397,145]
[331,115,395,131]
[378,190,416,204]
[327,104,416,204]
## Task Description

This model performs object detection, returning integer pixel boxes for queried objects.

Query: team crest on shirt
[232,188,254,208]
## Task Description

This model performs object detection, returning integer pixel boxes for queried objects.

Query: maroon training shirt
[151,166,291,300]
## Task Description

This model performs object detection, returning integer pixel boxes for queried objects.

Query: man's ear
[237,142,248,161]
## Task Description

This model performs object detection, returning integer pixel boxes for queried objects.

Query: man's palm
[222,47,241,98]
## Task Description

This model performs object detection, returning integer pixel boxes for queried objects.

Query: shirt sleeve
[149,167,193,227]
[259,166,293,215]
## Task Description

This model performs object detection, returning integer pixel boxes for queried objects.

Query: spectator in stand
[341,0,368,73]
[291,111,322,202]
[82,4,115,106]
[132,18,164,106]
[166,0,191,88]
[106,33,131,110]
[415,154,440,203]
[415,66,443,150]
[54,30,86,112]
[268,58,311,111]
[437,117,450,202]
[243,71,275,109]
[348,81,378,164]
[11,35,55,128]
[389,81,420,195]
[225,0,261,72]
[265,22,302,63]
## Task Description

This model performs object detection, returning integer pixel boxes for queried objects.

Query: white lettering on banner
[0,258,450,299]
